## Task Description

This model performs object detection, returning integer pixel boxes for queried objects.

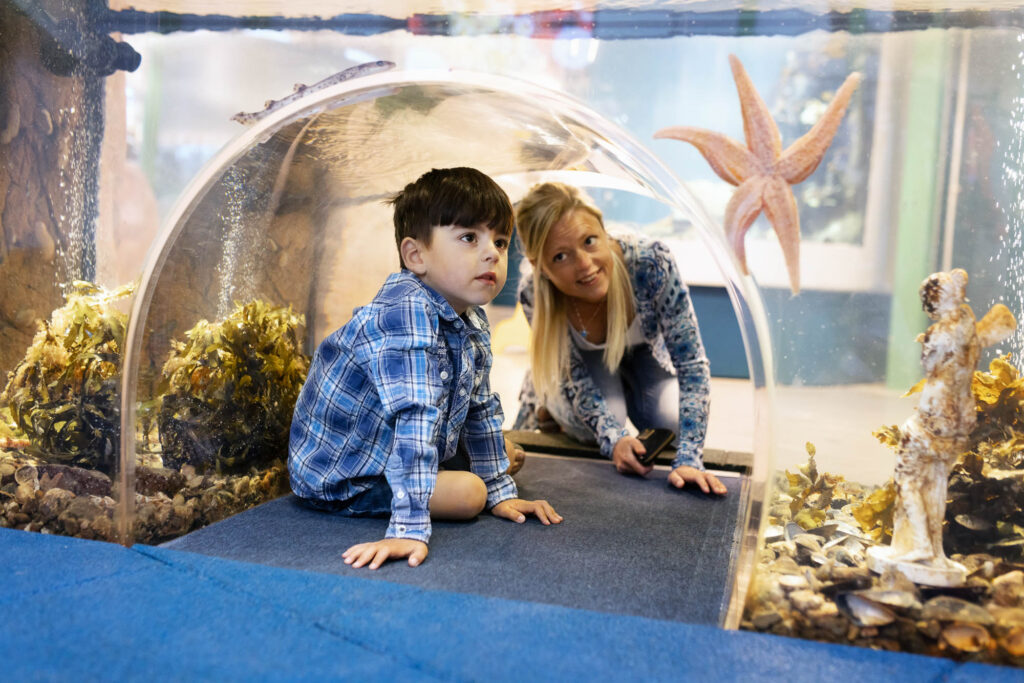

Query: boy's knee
[432,471,488,519]
[457,473,488,517]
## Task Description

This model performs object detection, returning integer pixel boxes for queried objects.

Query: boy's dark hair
[388,167,514,266]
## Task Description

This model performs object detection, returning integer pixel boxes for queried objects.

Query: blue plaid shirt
[289,270,517,543]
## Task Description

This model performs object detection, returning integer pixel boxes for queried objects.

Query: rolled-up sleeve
[462,333,518,507]
[362,303,444,542]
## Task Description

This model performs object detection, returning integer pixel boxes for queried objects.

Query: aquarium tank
[3,0,1024,667]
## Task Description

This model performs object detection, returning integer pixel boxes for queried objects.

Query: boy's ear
[400,237,428,275]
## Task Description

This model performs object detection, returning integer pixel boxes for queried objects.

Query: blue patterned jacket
[514,235,711,469]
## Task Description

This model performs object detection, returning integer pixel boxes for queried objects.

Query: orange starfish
[654,54,861,293]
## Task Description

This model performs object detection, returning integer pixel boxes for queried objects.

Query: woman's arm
[642,241,711,470]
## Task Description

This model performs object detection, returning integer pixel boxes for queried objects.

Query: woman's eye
[552,253,565,263]
[584,235,598,246]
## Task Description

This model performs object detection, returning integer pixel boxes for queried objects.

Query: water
[6,2,1024,660]
[999,33,1024,360]
[215,165,260,318]
[54,84,101,286]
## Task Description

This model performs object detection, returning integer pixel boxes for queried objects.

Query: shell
[825,546,859,567]
[806,523,840,539]
[921,596,995,625]
[793,534,823,551]
[818,577,873,597]
[14,465,38,489]
[989,606,1024,628]
[778,574,810,591]
[940,622,991,652]
[835,593,896,627]
[998,627,1024,657]
[854,588,922,611]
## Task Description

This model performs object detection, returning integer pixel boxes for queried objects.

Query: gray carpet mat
[162,455,747,625]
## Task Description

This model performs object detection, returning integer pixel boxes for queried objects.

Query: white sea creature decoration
[868,269,1016,586]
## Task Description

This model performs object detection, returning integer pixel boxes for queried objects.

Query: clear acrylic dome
[116,68,774,621]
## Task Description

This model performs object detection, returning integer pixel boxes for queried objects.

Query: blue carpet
[0,527,1019,681]
[163,456,744,625]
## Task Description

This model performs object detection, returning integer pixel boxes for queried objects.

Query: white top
[569,314,646,351]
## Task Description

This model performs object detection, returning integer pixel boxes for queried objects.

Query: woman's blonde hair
[515,182,635,403]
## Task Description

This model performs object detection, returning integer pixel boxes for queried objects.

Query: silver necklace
[570,298,602,338]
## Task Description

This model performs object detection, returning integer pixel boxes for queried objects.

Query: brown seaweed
[784,443,845,529]
[0,281,134,473]
[156,300,309,474]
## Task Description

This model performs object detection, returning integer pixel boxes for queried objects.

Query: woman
[513,182,726,495]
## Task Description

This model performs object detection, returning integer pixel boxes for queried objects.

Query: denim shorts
[297,451,470,518]
[298,476,392,518]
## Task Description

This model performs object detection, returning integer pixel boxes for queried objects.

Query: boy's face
[404,223,510,315]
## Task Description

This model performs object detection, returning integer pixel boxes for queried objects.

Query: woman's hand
[342,538,428,569]
[536,406,562,433]
[504,436,526,475]
[668,465,728,495]
[612,436,653,476]
[492,498,563,525]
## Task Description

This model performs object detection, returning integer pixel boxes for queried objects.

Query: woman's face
[539,209,613,305]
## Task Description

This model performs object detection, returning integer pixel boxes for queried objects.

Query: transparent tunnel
[117,69,776,624]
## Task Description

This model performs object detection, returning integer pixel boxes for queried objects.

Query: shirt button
[440,370,449,379]
[397,525,406,534]
[395,490,405,499]
[459,389,467,396]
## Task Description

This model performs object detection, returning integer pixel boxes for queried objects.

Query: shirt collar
[394,270,489,333]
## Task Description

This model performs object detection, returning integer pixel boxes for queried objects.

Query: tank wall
[5,5,1024,622]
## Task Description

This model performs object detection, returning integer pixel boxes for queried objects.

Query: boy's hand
[342,538,428,569]
[504,435,526,475]
[492,498,563,525]
[612,436,653,477]
[668,465,728,496]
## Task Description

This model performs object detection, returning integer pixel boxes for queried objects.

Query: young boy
[289,167,562,570]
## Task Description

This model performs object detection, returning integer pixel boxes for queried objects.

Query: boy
[289,167,561,570]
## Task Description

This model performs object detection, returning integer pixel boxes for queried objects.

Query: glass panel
[4,0,1024,662]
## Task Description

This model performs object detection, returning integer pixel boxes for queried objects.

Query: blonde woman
[513,182,726,495]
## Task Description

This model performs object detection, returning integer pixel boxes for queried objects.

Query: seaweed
[944,355,1024,557]
[156,300,309,474]
[0,280,134,473]
[0,281,133,473]
[850,480,896,543]
[784,442,845,529]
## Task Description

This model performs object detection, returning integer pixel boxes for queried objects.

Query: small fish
[231,60,396,125]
